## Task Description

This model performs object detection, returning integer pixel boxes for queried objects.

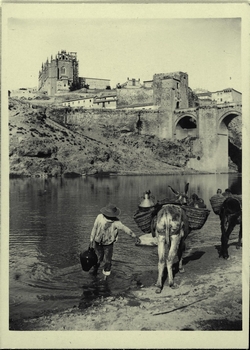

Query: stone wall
[116,88,153,108]
[47,107,171,139]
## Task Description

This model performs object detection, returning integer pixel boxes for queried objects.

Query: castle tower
[38,50,79,96]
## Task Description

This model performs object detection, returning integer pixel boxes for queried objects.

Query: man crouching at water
[89,203,141,279]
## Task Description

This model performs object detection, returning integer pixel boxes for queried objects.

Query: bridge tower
[186,104,242,173]
[152,72,189,139]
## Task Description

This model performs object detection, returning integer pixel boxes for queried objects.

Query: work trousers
[94,241,114,275]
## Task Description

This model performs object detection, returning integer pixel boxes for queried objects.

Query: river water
[9,173,241,324]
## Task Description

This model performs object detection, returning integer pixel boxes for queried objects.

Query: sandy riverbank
[10,244,244,332]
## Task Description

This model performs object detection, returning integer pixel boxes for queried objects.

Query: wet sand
[10,243,243,332]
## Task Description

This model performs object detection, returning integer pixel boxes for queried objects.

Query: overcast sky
[6,13,241,92]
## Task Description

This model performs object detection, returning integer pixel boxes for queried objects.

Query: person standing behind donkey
[89,203,141,279]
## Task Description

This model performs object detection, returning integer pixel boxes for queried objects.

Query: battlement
[56,50,77,61]
[153,71,188,81]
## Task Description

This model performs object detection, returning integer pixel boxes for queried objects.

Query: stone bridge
[171,102,242,173]
[48,99,241,174]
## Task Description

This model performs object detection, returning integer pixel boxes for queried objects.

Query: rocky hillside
[8,98,241,177]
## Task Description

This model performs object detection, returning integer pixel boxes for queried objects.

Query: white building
[62,97,95,108]
[93,95,117,109]
[194,89,212,106]
[61,94,117,109]
[10,87,38,99]
[211,88,242,104]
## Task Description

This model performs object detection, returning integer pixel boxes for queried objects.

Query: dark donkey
[219,196,242,259]
[161,183,190,206]
[154,183,191,293]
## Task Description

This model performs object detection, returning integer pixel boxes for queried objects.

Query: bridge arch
[218,109,241,129]
[174,113,198,140]
[217,109,242,172]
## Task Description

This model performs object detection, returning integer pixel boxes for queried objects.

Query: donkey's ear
[184,183,189,194]
[168,185,179,195]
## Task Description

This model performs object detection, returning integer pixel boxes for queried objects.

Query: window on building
[61,66,66,74]
[176,101,179,109]
[220,98,222,102]
[177,83,179,89]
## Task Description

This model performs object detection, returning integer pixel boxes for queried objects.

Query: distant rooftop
[212,88,242,94]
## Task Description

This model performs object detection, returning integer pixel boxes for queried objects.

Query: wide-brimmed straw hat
[100,203,121,217]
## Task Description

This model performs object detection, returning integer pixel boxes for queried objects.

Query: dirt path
[11,244,243,332]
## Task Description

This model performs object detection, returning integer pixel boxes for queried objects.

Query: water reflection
[9,174,241,322]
